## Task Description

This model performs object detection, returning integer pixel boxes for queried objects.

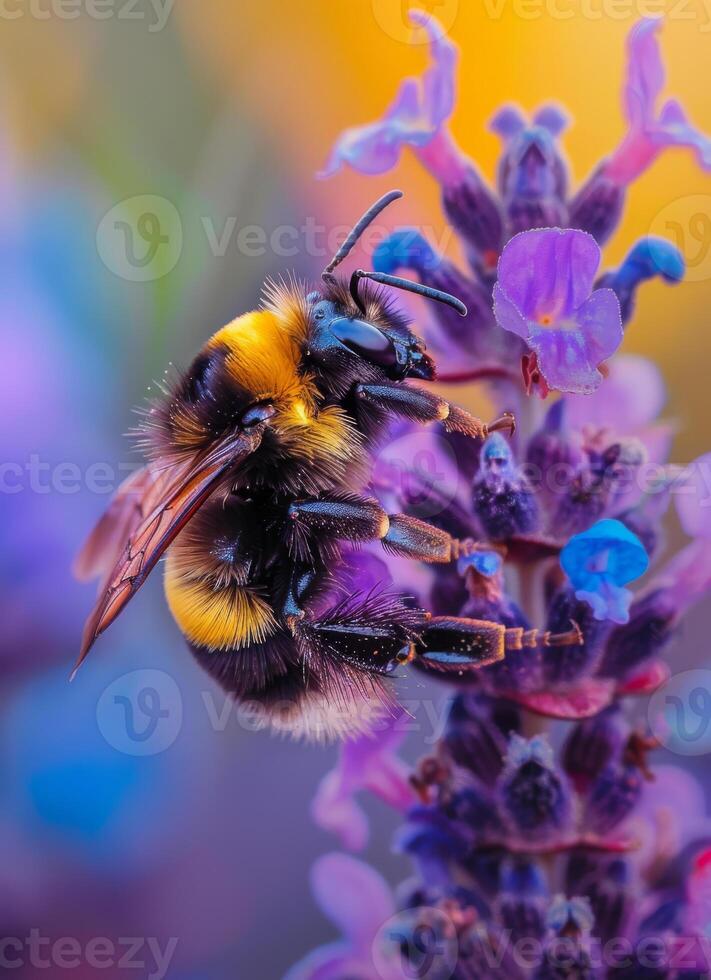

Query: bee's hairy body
[156,289,420,738]
[76,193,541,740]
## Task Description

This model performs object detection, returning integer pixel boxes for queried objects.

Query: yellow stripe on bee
[164,566,278,651]
[208,310,304,402]
[208,309,361,468]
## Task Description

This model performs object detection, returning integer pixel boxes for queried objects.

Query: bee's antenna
[350,269,468,318]
[322,190,403,283]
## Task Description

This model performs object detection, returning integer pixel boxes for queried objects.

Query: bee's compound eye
[330,316,398,368]
[241,402,275,428]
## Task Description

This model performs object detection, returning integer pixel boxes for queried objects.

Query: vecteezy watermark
[0,0,174,31]
[97,195,183,282]
[96,194,455,282]
[0,457,140,495]
[371,910,711,977]
[5,453,711,505]
[373,907,459,980]
[96,669,183,756]
[202,693,451,745]
[650,195,711,282]
[480,0,711,29]
[372,0,459,42]
[95,676,451,755]
[648,668,711,756]
[373,432,462,520]
[0,931,177,978]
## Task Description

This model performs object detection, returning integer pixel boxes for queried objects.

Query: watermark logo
[97,669,183,755]
[650,195,711,282]
[648,668,711,755]
[0,0,175,31]
[372,432,461,520]
[373,907,459,980]
[97,194,182,282]
[372,0,458,43]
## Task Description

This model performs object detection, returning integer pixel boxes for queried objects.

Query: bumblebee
[76,191,576,739]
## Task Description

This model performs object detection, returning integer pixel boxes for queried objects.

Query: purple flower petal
[606,18,711,184]
[501,678,617,720]
[489,104,526,142]
[628,765,711,876]
[311,853,395,951]
[491,280,528,341]
[625,17,665,131]
[533,104,569,138]
[494,229,622,394]
[526,327,595,395]
[319,10,457,178]
[527,293,621,395]
[564,354,666,433]
[656,98,711,169]
[311,709,416,850]
[311,771,370,852]
[496,228,600,321]
[654,538,711,615]
[283,943,364,980]
[573,289,624,365]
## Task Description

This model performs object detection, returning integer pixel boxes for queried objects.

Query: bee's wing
[74,465,163,585]
[74,427,264,675]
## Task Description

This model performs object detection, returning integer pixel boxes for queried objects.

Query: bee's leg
[355,382,515,439]
[287,498,477,564]
[287,589,423,677]
[403,617,584,674]
[282,564,318,631]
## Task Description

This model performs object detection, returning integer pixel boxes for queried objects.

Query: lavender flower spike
[606,18,711,186]
[493,228,623,394]
[561,519,649,625]
[319,10,467,185]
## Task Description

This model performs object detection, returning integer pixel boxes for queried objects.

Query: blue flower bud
[560,519,649,625]
[372,229,441,275]
[599,236,685,324]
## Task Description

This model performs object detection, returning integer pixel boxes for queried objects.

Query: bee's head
[302,189,465,390]
[304,281,435,384]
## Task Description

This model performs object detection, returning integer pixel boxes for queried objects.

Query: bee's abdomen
[164,566,278,651]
